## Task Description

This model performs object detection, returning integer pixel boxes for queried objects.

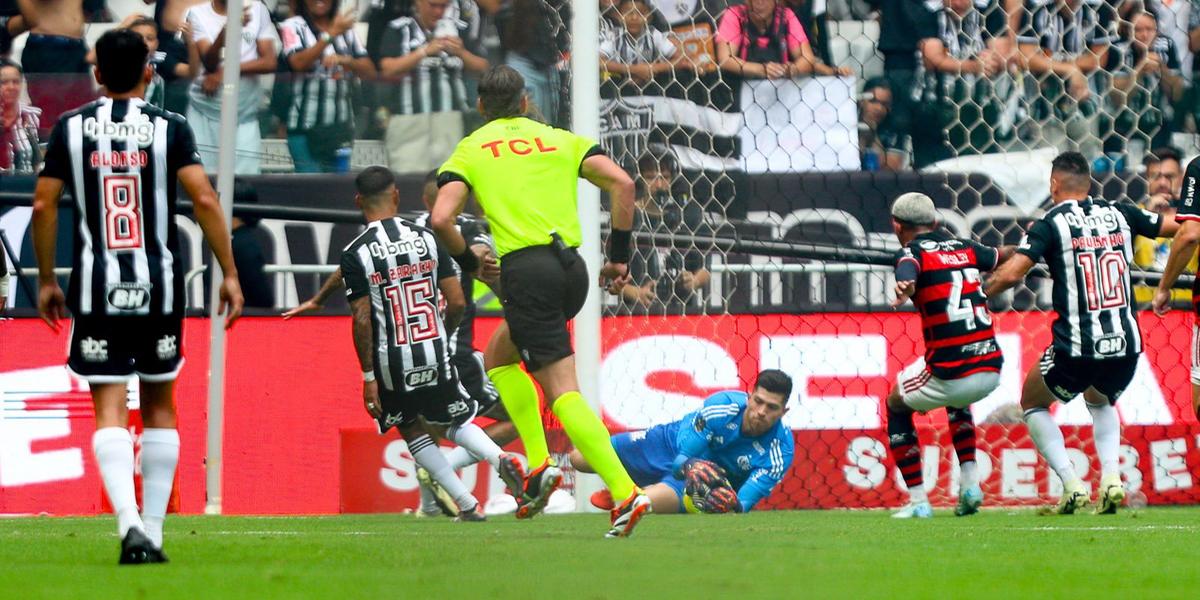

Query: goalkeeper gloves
[679,458,729,489]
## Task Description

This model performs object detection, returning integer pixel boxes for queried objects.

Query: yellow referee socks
[487,364,550,467]
[552,392,636,500]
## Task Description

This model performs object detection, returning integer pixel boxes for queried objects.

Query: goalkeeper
[570,370,795,514]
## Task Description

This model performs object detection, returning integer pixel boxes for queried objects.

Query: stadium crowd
[5,0,1200,313]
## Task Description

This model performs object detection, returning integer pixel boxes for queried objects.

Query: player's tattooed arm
[350,296,375,372]
[282,268,343,319]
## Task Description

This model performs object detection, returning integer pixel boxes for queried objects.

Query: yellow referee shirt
[438,117,602,258]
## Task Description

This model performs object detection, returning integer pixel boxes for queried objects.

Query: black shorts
[452,351,505,419]
[68,316,183,383]
[1039,347,1139,404]
[375,375,478,433]
[500,244,589,372]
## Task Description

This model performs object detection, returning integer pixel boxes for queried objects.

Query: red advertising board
[1,312,1198,514]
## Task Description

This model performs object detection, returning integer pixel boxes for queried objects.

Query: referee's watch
[320,31,333,44]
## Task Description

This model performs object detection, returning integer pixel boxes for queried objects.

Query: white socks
[141,428,180,549]
[447,423,502,469]
[93,427,144,538]
[908,485,928,505]
[1086,402,1121,478]
[408,434,477,512]
[960,460,979,490]
[446,446,482,471]
[1024,408,1079,486]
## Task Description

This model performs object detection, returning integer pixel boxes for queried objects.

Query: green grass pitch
[3,508,1199,598]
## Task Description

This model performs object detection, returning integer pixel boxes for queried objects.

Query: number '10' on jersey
[894,231,1003,380]
[340,218,457,394]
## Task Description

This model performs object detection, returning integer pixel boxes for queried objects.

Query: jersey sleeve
[737,436,793,512]
[1016,218,1055,261]
[572,132,605,173]
[1177,157,1200,222]
[169,120,203,172]
[435,239,456,280]
[893,246,921,281]
[279,19,305,57]
[38,120,70,181]
[1114,201,1163,239]
[968,241,1000,272]
[461,217,492,248]
[671,392,743,474]
[340,249,371,301]
[438,140,473,188]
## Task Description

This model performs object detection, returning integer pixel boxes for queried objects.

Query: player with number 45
[887,193,1015,520]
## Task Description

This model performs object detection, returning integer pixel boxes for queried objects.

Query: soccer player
[339,166,525,521]
[987,152,1179,515]
[1151,155,1200,424]
[569,370,795,515]
[886,193,1012,519]
[30,29,245,564]
[284,170,518,516]
[431,65,651,537]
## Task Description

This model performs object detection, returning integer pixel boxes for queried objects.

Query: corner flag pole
[571,0,604,512]
[205,0,245,515]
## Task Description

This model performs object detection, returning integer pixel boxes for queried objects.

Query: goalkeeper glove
[680,458,729,489]
[703,486,741,514]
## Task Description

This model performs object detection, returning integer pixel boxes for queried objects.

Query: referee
[431,65,648,538]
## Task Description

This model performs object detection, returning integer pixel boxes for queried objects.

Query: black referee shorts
[1039,347,1139,405]
[500,244,589,372]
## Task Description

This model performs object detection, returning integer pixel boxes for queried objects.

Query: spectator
[869,0,939,156]
[1107,10,1184,154]
[279,0,376,172]
[715,0,851,80]
[186,0,279,174]
[1134,146,1193,302]
[620,152,710,313]
[497,0,569,125]
[15,0,94,134]
[379,0,487,173]
[912,0,1018,167]
[600,0,702,90]
[857,76,908,171]
[1,1,30,59]
[782,0,832,66]
[86,16,195,110]
[1147,0,1194,82]
[1017,0,1117,159]
[0,57,39,173]
[645,0,726,27]
[231,179,275,308]
[144,0,206,114]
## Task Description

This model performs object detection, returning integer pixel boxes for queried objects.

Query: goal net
[562,0,1200,509]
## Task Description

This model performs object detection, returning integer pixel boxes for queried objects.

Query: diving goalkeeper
[570,370,795,514]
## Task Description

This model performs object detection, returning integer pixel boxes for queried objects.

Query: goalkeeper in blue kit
[570,370,795,514]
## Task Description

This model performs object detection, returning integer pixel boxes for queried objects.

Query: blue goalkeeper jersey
[667,391,795,512]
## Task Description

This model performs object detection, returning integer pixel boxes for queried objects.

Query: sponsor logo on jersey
[694,416,706,432]
[1094,334,1128,356]
[962,340,998,356]
[383,412,404,427]
[737,455,751,471]
[156,335,178,360]
[630,430,647,442]
[1063,210,1120,233]
[369,235,428,261]
[83,114,155,147]
[752,441,764,453]
[80,337,109,362]
[106,283,152,310]
[404,366,438,388]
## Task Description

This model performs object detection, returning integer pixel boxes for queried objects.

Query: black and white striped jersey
[39,97,201,317]
[1017,197,1162,360]
[278,16,369,132]
[340,217,458,393]
[412,212,491,358]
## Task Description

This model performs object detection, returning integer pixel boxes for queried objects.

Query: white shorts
[1191,325,1200,386]
[897,359,1001,413]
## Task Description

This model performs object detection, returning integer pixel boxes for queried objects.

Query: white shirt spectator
[1149,0,1193,81]
[186,0,279,119]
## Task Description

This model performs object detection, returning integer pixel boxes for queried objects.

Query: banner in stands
[1,313,1196,515]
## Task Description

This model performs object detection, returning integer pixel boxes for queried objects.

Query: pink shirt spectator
[716,5,808,61]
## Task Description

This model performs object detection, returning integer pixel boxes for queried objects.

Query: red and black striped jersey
[1177,157,1200,317]
[895,231,1003,379]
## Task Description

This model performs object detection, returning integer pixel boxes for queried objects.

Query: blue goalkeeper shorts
[610,424,686,506]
